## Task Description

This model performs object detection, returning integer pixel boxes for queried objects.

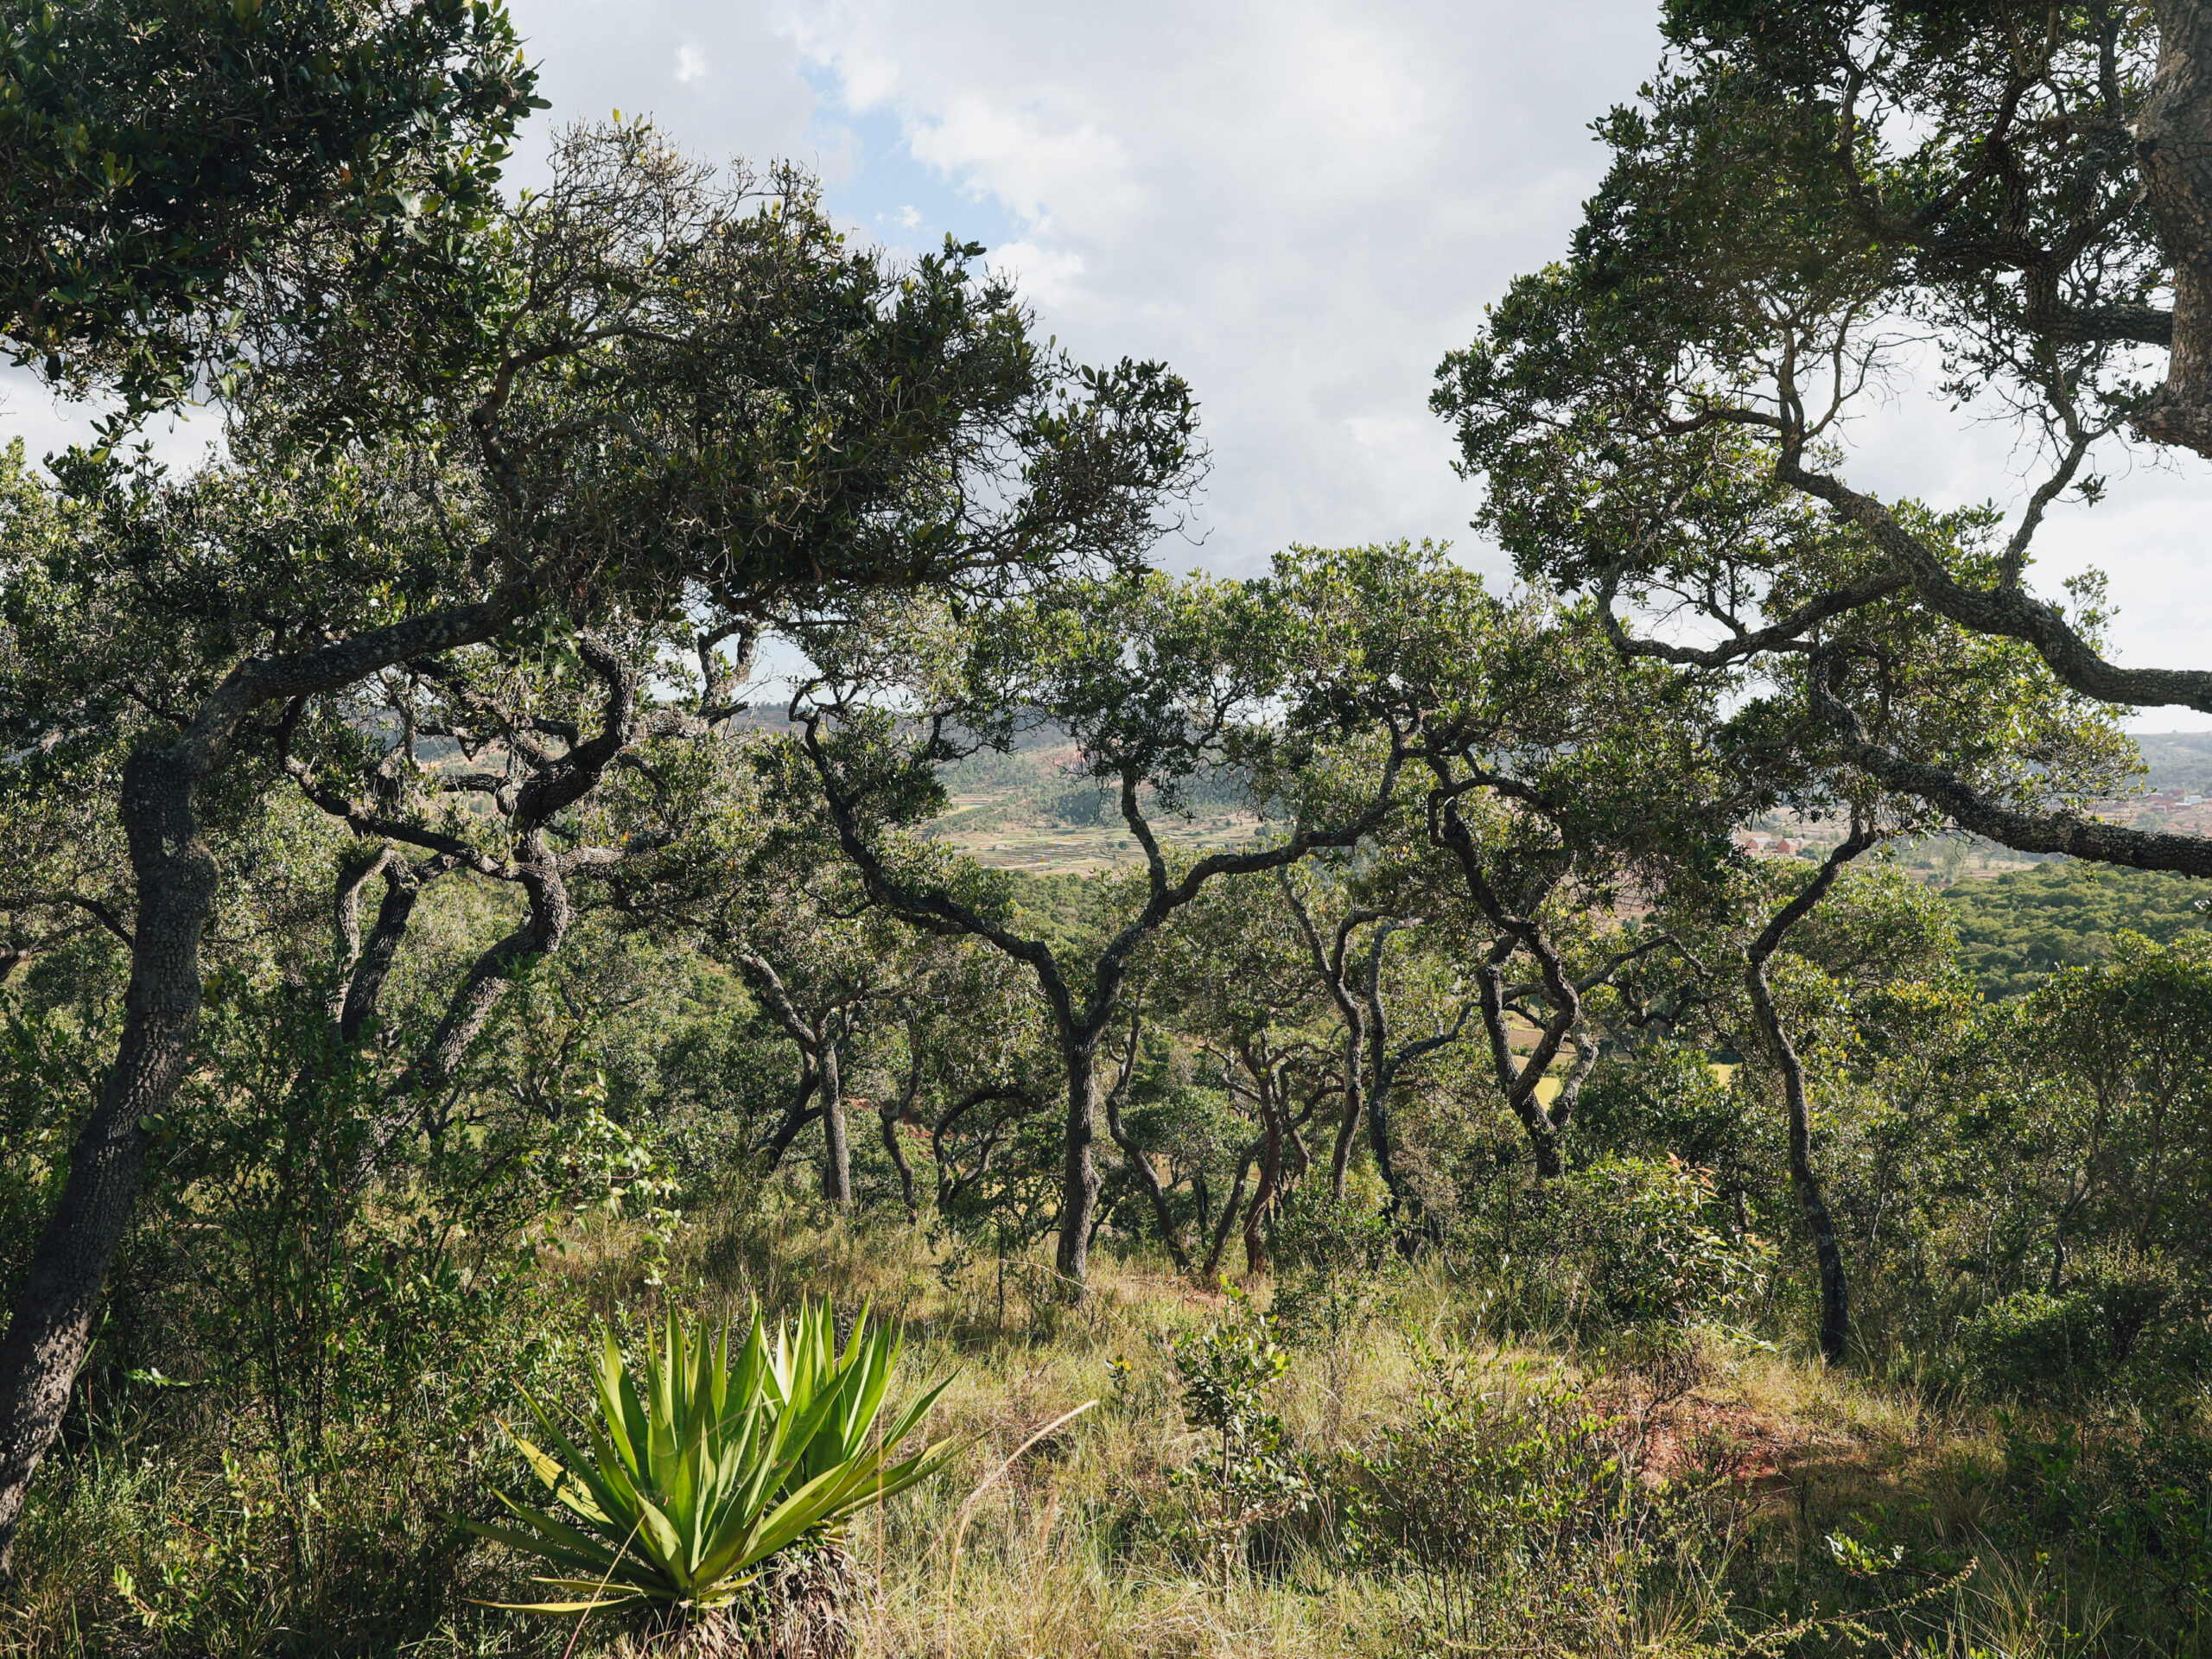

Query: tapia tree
[0,0,540,416]
[790,569,1411,1289]
[0,120,1201,1569]
[1433,0,2212,876]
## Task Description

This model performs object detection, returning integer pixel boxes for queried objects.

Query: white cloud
[907,97,1141,229]
[13,0,2203,730]
[740,0,1666,582]
[983,239,1087,310]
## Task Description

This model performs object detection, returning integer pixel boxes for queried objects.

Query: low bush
[1466,1155,1770,1332]
[1266,1185,1408,1348]
[1961,1258,2200,1401]
[1165,1292,1314,1584]
[1337,1351,1683,1655]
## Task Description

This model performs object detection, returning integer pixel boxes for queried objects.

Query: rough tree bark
[1102,1016,1192,1271]
[2136,0,2212,456]
[1236,1041,1287,1276]
[816,1033,852,1209]
[1277,873,1384,1200]
[737,955,856,1210]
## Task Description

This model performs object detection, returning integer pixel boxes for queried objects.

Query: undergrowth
[3,1189,2209,1657]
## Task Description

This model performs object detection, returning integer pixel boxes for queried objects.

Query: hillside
[931,728,1262,872]
[1938,859,2212,998]
[2139,730,2212,793]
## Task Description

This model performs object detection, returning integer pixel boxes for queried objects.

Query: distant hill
[2137,731,2212,794]
[1939,861,2212,999]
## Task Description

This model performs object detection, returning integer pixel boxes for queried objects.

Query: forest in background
[6,2,2212,1657]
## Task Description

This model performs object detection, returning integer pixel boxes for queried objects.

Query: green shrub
[1962,1291,2108,1397]
[1961,1260,2190,1400]
[1166,1290,1314,1582]
[1471,1155,1769,1331]
[1266,1185,1407,1347]
[1339,1351,1658,1652]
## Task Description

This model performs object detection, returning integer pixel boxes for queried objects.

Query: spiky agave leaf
[455,1303,964,1618]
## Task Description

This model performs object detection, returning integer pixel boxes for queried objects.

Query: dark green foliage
[1997,1416,2212,1627]
[1266,1186,1408,1347]
[1962,1256,2209,1406]
[1942,864,2212,1000]
[0,0,541,411]
[1465,1155,1769,1332]
[1572,1043,1748,1187]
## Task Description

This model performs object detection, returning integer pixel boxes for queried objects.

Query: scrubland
[7,1187,2205,1659]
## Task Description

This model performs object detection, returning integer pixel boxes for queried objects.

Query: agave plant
[461,1302,959,1618]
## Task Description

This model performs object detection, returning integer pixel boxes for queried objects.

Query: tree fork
[0,577,539,1575]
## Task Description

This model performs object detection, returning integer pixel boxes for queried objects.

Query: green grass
[10,1197,2212,1657]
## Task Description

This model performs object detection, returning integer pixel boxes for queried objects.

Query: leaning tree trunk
[1744,827,1876,1368]
[1746,958,1850,1365]
[0,575,539,1577]
[1055,1040,1102,1287]
[1203,1142,1257,1280]
[0,750,212,1573]
[1242,1066,1285,1276]
[878,1103,918,1223]
[1327,1027,1366,1200]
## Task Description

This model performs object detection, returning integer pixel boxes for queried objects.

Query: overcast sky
[6,1,2204,728]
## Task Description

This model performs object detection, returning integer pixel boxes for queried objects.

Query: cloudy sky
[6,1,2204,728]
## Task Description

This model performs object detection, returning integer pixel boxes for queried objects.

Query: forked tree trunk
[1745,826,1876,1368]
[1242,1065,1285,1276]
[878,1104,918,1222]
[1746,958,1850,1365]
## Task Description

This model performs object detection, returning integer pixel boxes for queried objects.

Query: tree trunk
[0,576,540,1578]
[2135,0,2212,455]
[1754,955,1851,1366]
[878,1105,918,1222]
[337,855,427,1042]
[1105,1088,1191,1271]
[1744,830,1874,1367]
[349,851,571,1185]
[1503,1086,1565,1179]
[818,1038,851,1209]
[1203,1145,1255,1280]
[759,1063,821,1173]
[1366,1061,1414,1205]
[0,748,213,1575]
[1327,1031,1365,1199]
[1243,1073,1284,1277]
[1055,1041,1101,1287]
